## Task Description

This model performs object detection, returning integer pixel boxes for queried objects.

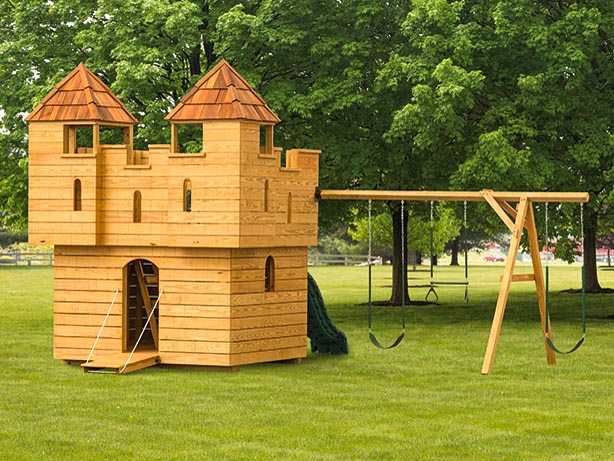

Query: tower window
[264,179,269,212]
[183,179,192,212]
[64,125,95,154]
[287,193,292,224]
[100,126,130,145]
[73,179,82,211]
[171,123,204,154]
[265,256,275,292]
[133,191,142,223]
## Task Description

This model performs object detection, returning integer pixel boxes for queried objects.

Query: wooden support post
[124,125,134,164]
[65,125,77,154]
[92,123,100,155]
[170,123,179,154]
[525,204,556,365]
[481,190,515,232]
[481,196,529,375]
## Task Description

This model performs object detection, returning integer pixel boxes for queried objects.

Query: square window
[172,123,203,154]
[64,125,94,154]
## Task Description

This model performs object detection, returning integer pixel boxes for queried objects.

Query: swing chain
[368,199,372,265]
[401,200,405,270]
[544,201,587,354]
[544,202,549,265]
[400,200,406,328]
[463,200,467,230]
[430,200,434,227]
[367,199,406,349]
[580,202,584,250]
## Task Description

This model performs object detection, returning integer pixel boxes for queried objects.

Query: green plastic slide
[307,273,349,354]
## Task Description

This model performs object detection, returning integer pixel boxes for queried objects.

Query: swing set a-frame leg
[480,196,556,375]
[481,196,529,375]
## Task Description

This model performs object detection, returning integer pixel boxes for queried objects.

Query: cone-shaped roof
[165,60,280,124]
[25,63,138,124]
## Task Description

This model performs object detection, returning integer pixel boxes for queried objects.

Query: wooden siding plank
[229,347,306,367]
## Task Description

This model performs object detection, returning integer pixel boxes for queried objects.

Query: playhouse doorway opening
[123,259,159,352]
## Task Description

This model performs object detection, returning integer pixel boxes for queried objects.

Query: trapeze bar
[318,189,589,203]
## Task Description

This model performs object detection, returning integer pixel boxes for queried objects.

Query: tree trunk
[584,209,602,293]
[407,250,417,271]
[390,205,410,305]
[450,237,459,266]
[416,250,422,266]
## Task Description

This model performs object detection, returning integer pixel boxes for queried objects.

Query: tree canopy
[1,0,612,294]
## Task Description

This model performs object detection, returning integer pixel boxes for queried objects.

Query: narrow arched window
[287,193,292,224]
[73,179,82,211]
[183,179,192,212]
[265,256,275,292]
[264,179,269,212]
[133,190,142,223]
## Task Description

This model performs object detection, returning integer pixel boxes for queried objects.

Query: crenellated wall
[29,120,319,249]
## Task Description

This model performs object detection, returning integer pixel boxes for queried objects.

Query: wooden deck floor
[81,350,159,374]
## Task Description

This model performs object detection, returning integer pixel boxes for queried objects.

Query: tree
[0,0,462,304]
[0,0,94,230]
[383,0,614,292]
[218,0,417,304]
[349,203,459,261]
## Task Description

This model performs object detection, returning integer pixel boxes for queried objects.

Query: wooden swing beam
[318,189,588,203]
[319,188,589,375]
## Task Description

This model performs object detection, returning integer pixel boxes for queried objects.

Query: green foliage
[349,204,461,257]
[5,241,53,254]
[0,229,27,248]
[0,154,27,230]
[313,233,363,256]
[348,210,394,258]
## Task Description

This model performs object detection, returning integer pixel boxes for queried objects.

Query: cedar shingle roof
[165,60,280,124]
[25,63,138,124]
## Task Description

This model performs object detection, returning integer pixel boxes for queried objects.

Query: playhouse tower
[26,61,320,371]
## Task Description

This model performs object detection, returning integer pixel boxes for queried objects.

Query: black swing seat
[429,280,469,286]
[426,281,469,303]
[369,330,405,350]
[546,334,585,355]
[544,266,586,355]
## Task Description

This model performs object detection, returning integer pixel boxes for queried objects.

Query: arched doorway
[123,259,159,352]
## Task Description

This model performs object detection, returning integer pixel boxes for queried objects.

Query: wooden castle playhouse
[26,60,326,372]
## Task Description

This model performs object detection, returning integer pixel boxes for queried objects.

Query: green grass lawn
[1,264,613,460]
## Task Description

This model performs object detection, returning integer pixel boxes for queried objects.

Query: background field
[1,264,613,460]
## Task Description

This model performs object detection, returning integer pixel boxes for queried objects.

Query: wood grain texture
[52,245,309,367]
[30,62,319,368]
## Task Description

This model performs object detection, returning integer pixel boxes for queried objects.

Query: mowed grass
[1,264,613,460]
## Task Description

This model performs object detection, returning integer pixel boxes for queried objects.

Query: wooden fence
[308,254,383,266]
[0,253,54,266]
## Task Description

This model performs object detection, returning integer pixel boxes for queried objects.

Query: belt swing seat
[367,199,406,349]
[543,202,587,355]
[425,200,470,303]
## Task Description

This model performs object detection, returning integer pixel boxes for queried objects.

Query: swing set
[425,200,470,304]
[319,189,589,374]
